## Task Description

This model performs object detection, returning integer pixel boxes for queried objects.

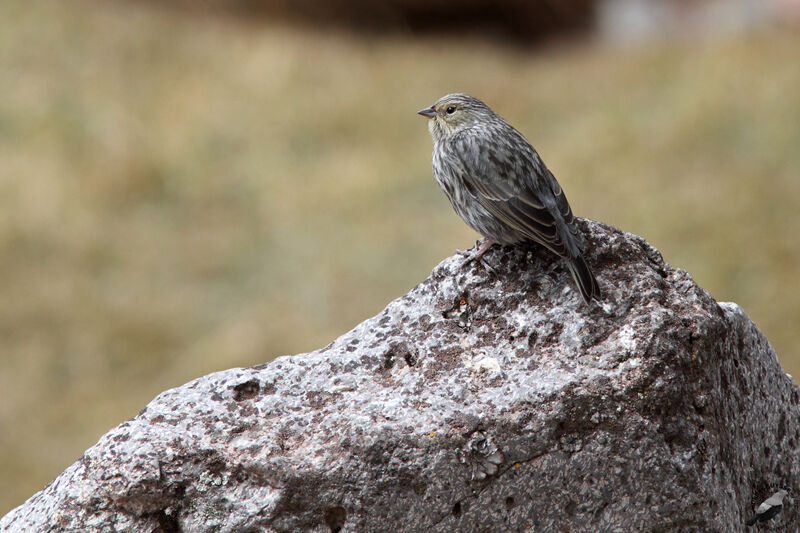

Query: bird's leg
[472,238,495,260]
[456,238,496,270]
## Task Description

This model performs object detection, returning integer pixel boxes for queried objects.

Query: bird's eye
[446,106,456,114]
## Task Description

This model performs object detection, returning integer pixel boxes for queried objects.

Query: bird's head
[418,93,494,142]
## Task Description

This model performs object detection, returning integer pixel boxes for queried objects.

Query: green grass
[1,0,799,514]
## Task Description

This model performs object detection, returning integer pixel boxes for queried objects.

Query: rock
[2,219,798,532]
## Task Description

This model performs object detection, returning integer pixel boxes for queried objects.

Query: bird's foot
[457,239,494,260]
[457,239,496,273]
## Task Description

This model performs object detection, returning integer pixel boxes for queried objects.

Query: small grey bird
[418,93,600,304]
[746,489,788,526]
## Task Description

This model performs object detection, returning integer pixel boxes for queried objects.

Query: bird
[746,489,788,526]
[418,93,600,304]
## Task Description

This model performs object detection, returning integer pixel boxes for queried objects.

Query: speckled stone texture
[2,219,798,533]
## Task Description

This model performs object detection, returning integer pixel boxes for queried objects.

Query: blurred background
[1,0,799,515]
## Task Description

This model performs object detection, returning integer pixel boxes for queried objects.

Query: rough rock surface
[2,220,799,532]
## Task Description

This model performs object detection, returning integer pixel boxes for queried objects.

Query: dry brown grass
[1,0,799,514]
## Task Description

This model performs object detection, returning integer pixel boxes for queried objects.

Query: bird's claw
[478,256,497,275]
[457,240,497,274]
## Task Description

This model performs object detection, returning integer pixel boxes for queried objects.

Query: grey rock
[2,219,799,532]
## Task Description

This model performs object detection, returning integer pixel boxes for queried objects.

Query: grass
[1,0,799,515]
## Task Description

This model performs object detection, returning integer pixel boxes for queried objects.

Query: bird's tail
[567,255,601,305]
[745,515,758,526]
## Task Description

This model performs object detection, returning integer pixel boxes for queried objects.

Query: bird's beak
[417,106,437,119]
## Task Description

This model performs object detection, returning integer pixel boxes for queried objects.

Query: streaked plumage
[418,93,600,304]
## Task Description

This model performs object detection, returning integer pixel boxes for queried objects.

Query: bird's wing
[451,130,580,258]
[756,501,771,514]
[763,492,786,507]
